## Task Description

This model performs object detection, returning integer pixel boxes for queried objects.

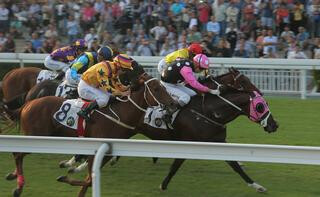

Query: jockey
[44,39,87,75]
[65,46,113,86]
[77,54,134,121]
[158,42,203,75]
[161,54,220,107]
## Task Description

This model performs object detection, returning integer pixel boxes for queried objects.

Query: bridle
[127,73,164,112]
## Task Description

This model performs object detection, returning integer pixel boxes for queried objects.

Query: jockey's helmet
[113,54,134,70]
[73,39,87,50]
[188,43,202,55]
[97,46,113,61]
[193,54,209,69]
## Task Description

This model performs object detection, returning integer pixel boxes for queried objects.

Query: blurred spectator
[280,25,295,42]
[3,35,15,52]
[201,35,215,57]
[159,38,175,56]
[226,22,238,54]
[23,41,36,53]
[263,29,278,56]
[197,0,211,32]
[125,37,137,56]
[287,45,308,59]
[81,2,95,32]
[206,15,220,35]
[226,1,239,27]
[214,38,232,57]
[67,15,80,43]
[0,32,7,48]
[233,41,249,58]
[89,38,100,52]
[212,0,227,36]
[137,38,156,56]
[187,25,202,43]
[291,1,305,34]
[39,40,53,54]
[260,1,273,29]
[256,29,267,57]
[275,3,290,34]
[310,0,320,37]
[44,24,58,39]
[84,28,98,49]
[150,20,167,52]
[296,26,309,47]
[0,2,9,33]
[30,32,43,53]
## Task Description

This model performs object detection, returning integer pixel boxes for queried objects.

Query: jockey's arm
[180,66,210,93]
[71,55,89,72]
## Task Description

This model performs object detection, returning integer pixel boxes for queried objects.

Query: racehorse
[1,67,41,108]
[104,68,278,193]
[5,67,178,197]
[59,68,278,194]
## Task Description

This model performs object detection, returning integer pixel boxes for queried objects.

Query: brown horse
[107,68,278,193]
[5,68,178,197]
[1,67,41,104]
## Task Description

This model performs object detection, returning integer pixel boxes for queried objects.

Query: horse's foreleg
[226,161,267,193]
[160,159,185,191]
[68,160,88,174]
[59,156,76,168]
[11,153,26,197]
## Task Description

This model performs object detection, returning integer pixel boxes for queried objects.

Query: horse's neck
[188,92,250,125]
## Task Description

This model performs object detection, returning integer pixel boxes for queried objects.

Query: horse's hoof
[67,168,76,174]
[248,182,267,193]
[13,188,21,197]
[159,183,167,191]
[56,175,67,182]
[6,173,17,181]
[59,160,69,168]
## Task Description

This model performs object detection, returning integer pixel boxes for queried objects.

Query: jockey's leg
[65,68,80,86]
[77,80,110,121]
[44,55,69,73]
[161,81,191,107]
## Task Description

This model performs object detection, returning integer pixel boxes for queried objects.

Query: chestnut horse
[5,69,178,197]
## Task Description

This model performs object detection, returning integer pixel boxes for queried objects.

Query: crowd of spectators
[0,0,320,61]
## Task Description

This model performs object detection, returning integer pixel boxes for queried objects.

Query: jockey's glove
[208,89,220,95]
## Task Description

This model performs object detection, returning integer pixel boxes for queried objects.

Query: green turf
[1,97,320,197]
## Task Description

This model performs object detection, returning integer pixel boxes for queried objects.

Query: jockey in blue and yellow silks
[65,46,113,86]
[77,54,134,121]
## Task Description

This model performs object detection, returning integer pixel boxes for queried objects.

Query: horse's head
[247,91,278,133]
[120,62,179,113]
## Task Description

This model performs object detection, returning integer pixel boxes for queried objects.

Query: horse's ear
[231,67,239,73]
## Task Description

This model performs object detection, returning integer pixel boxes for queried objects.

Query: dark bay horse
[5,70,178,197]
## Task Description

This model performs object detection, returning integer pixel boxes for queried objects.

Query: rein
[95,73,164,130]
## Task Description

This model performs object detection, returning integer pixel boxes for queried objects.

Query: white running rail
[1,135,320,196]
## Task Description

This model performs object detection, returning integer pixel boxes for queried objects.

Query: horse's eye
[256,103,265,113]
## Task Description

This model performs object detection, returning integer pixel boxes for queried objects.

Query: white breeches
[158,58,167,75]
[65,68,80,86]
[44,56,70,72]
[161,81,197,106]
[78,79,111,108]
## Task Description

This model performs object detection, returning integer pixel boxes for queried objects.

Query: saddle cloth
[144,106,180,130]
[53,99,88,135]
[36,70,58,83]
[55,80,77,98]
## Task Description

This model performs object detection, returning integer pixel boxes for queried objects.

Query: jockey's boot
[77,101,99,121]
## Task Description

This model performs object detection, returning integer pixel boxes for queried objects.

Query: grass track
[0,97,320,197]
